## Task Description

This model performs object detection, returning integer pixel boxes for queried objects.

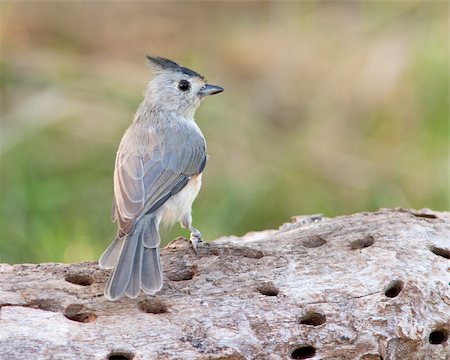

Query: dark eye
[178,80,191,92]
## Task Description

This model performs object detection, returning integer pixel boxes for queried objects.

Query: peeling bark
[0,208,449,360]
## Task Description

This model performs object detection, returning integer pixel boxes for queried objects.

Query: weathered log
[0,208,449,360]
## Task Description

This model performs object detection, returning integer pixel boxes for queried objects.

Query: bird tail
[101,215,163,301]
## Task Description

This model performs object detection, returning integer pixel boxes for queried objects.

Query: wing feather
[112,121,207,236]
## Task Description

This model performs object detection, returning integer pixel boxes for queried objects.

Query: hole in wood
[302,235,326,248]
[107,351,135,360]
[360,355,383,360]
[412,213,438,219]
[429,329,448,345]
[290,345,316,359]
[257,282,279,296]
[429,246,450,259]
[299,312,326,326]
[65,273,94,286]
[350,235,375,250]
[63,304,97,323]
[384,279,404,298]
[138,299,167,314]
[167,265,197,281]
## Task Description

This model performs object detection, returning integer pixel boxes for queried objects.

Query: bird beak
[198,84,224,97]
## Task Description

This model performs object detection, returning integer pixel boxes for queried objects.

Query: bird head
[145,56,223,118]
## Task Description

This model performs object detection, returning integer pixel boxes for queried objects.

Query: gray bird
[99,56,223,301]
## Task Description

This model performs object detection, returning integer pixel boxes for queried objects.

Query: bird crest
[146,56,205,80]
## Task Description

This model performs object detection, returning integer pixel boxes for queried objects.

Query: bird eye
[178,80,191,92]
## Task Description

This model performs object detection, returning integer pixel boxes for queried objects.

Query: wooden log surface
[0,208,449,360]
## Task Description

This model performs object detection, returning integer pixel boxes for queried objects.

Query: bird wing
[113,123,206,236]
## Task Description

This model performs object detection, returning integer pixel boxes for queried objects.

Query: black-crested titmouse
[99,56,223,301]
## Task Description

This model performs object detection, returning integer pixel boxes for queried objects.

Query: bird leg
[181,214,203,253]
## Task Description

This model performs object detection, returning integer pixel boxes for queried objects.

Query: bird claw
[189,229,203,254]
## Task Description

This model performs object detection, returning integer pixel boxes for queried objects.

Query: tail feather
[105,226,140,300]
[125,231,143,298]
[142,217,160,248]
[141,215,163,293]
[141,247,163,293]
[103,215,163,300]
[99,236,124,269]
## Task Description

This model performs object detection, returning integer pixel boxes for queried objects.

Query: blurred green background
[0,2,448,264]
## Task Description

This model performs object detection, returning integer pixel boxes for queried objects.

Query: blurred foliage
[0,2,448,264]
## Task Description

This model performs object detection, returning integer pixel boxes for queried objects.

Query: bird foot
[189,228,203,254]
